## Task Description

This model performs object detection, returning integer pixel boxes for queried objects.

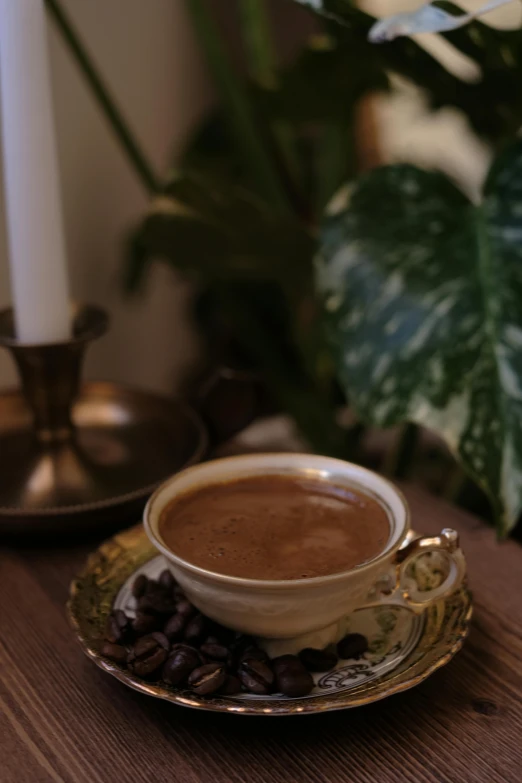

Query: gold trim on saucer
[67,525,472,716]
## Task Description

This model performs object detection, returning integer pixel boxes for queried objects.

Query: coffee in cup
[158,474,391,580]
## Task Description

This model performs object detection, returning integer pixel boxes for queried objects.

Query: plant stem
[237,0,302,202]
[383,422,420,479]
[187,0,291,213]
[45,0,160,195]
[237,0,277,90]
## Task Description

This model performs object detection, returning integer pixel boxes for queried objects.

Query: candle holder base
[0,306,207,537]
[0,382,207,537]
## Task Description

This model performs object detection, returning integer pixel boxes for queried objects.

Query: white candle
[0,0,71,343]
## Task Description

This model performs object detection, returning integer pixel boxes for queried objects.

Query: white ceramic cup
[144,453,466,647]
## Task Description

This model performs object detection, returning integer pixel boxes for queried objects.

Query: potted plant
[47,0,522,534]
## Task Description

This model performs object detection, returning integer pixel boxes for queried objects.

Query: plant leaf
[186,0,291,213]
[292,1,522,145]
[264,36,389,123]
[316,141,522,534]
[182,33,388,223]
[126,173,314,292]
[368,0,516,43]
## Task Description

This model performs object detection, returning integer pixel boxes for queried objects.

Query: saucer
[67,526,472,716]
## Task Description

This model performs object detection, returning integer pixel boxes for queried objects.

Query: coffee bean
[276,668,314,698]
[299,647,338,672]
[337,633,368,660]
[204,635,220,645]
[105,610,131,644]
[272,654,301,671]
[184,614,207,645]
[109,572,367,701]
[132,612,160,636]
[132,574,148,599]
[162,646,201,685]
[188,663,226,696]
[229,637,266,668]
[138,586,177,616]
[273,655,314,697]
[101,642,127,664]
[176,599,196,619]
[239,645,270,665]
[127,635,169,678]
[150,632,170,650]
[200,642,229,662]
[159,569,176,591]
[221,675,241,696]
[163,613,187,642]
[170,642,203,661]
[238,659,274,695]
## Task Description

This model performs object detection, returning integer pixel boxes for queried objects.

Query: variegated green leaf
[368,0,516,43]
[293,0,518,39]
[316,142,522,534]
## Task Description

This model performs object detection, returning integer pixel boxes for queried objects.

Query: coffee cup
[144,453,466,648]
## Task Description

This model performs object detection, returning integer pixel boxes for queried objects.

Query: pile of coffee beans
[100,570,369,699]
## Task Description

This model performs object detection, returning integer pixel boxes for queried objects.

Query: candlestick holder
[0,304,207,536]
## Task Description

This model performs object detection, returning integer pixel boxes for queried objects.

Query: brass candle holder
[0,304,207,537]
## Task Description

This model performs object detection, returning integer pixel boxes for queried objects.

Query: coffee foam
[159,474,390,581]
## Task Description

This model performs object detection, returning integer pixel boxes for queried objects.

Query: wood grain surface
[1,484,521,783]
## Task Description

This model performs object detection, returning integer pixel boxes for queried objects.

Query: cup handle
[377,528,467,613]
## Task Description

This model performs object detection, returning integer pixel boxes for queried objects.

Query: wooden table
[1,484,521,783]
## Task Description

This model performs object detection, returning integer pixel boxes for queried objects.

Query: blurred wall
[0,0,211,392]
